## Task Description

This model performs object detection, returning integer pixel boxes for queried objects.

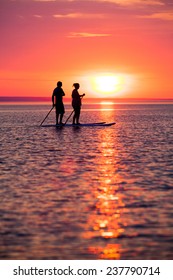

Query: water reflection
[99,101,115,111]
[83,127,126,259]
[1,104,173,260]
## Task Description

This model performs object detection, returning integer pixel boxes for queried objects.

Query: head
[57,81,62,87]
[73,83,80,90]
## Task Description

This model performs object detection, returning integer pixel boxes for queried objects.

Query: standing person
[72,83,85,124]
[52,81,65,125]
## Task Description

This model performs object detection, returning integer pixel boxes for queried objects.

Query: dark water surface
[0,103,173,259]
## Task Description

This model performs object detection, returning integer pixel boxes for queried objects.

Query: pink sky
[1,0,173,99]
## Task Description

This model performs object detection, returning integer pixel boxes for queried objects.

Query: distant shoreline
[0,96,173,104]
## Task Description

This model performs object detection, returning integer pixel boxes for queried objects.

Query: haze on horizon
[1,0,173,99]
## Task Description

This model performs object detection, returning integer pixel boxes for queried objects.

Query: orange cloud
[68,0,164,6]
[103,0,164,5]
[33,0,56,2]
[67,32,111,38]
[33,15,43,18]
[33,0,164,5]
[53,13,106,19]
[138,12,173,20]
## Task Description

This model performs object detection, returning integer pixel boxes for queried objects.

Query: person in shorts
[52,81,65,125]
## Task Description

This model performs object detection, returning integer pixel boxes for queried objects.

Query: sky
[1,0,173,99]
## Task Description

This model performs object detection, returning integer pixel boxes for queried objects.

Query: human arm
[80,93,85,98]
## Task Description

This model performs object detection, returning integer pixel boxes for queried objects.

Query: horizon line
[1,96,173,102]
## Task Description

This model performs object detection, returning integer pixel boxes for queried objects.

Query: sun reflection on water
[88,244,121,260]
[99,101,115,111]
[83,128,126,259]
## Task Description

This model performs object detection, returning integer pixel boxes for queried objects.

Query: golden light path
[82,119,127,259]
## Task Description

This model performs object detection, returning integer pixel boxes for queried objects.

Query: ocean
[0,102,173,260]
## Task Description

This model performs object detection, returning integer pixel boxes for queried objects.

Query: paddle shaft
[64,109,74,125]
[40,106,54,126]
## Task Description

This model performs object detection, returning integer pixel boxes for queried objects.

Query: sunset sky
[1,0,173,99]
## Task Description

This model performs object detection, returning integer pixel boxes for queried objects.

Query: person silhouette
[72,83,85,125]
[52,81,65,125]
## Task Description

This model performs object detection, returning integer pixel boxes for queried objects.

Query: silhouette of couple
[52,81,85,125]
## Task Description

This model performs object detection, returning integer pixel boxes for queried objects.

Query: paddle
[64,109,74,125]
[40,106,54,126]
[64,94,85,125]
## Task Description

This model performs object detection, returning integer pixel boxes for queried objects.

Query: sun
[83,72,133,97]
[94,75,124,93]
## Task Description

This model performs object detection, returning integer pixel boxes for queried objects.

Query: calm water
[0,103,173,260]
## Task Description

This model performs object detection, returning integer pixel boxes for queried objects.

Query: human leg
[76,107,81,124]
[56,114,59,124]
[73,112,76,124]
[56,103,65,124]
[56,107,59,124]
[59,113,64,124]
[72,107,77,124]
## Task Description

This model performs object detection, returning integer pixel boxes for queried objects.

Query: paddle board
[41,122,115,127]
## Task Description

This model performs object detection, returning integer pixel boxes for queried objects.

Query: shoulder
[53,87,58,92]
[54,87,62,94]
[72,89,76,96]
[72,89,78,95]
[53,87,57,94]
